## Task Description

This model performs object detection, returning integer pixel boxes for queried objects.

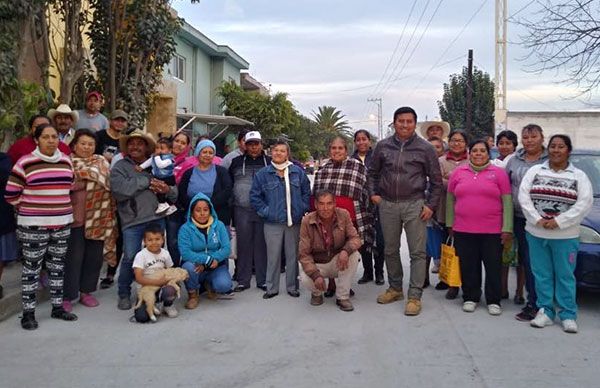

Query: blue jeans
[526,233,579,321]
[182,261,232,293]
[166,212,183,267]
[118,219,165,298]
[514,217,537,308]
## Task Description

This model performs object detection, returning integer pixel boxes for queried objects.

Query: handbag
[439,237,461,287]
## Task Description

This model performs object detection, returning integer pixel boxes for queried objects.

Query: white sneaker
[163,305,178,318]
[165,205,178,216]
[530,308,554,328]
[562,319,578,333]
[462,301,477,312]
[488,304,502,316]
[156,202,170,214]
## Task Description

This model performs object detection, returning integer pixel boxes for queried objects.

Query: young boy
[137,136,176,215]
[132,224,178,322]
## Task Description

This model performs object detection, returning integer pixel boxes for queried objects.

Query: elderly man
[229,130,270,292]
[299,189,362,311]
[48,104,78,145]
[76,91,109,132]
[368,106,443,316]
[110,130,178,310]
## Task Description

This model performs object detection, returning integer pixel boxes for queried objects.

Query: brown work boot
[376,287,404,304]
[204,281,217,300]
[336,299,354,312]
[310,293,324,306]
[185,290,200,310]
[404,298,422,316]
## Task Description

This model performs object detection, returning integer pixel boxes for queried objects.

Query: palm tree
[312,106,352,138]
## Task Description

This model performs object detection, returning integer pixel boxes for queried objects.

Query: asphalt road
[1,237,599,388]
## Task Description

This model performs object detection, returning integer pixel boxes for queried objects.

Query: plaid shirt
[313,158,374,248]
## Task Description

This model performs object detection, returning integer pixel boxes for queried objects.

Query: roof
[176,110,253,126]
[178,21,249,70]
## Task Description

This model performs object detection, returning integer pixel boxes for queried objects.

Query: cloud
[223,0,244,18]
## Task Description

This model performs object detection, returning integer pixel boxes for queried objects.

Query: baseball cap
[111,110,129,121]
[244,131,262,143]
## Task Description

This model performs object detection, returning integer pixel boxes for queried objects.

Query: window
[171,54,185,81]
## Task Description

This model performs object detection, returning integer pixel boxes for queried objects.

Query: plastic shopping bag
[439,237,461,287]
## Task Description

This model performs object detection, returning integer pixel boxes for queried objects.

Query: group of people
[0,95,593,334]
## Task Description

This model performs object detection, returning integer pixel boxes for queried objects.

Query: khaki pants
[300,251,360,300]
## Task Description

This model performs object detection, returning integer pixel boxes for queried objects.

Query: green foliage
[218,81,298,139]
[437,66,495,140]
[312,105,351,136]
[87,0,182,128]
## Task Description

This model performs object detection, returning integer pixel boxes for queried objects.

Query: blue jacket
[250,164,311,225]
[178,192,230,266]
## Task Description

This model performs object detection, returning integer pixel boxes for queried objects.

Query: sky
[172,0,596,135]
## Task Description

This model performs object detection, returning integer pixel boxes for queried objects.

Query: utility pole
[367,98,382,139]
[495,0,508,132]
[466,49,473,134]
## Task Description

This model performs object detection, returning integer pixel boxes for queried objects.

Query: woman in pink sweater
[446,139,513,316]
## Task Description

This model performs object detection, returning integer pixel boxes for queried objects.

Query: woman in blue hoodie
[178,193,232,309]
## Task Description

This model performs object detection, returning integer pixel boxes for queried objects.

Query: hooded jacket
[178,192,230,266]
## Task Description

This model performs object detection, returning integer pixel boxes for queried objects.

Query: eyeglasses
[450,139,466,144]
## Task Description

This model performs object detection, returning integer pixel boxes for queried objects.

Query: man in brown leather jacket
[367,106,442,316]
[298,190,362,311]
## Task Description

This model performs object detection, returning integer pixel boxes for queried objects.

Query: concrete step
[0,261,49,322]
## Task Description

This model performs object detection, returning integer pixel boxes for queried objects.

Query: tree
[312,105,352,138]
[437,66,495,140]
[217,80,298,139]
[517,0,600,99]
[87,0,181,128]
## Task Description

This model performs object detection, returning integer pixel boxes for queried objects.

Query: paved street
[1,238,600,388]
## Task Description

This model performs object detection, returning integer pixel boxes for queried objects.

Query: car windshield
[571,154,600,197]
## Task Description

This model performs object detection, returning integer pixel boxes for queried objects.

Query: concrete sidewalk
[0,261,48,321]
[1,246,600,387]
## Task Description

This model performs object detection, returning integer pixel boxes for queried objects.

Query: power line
[508,0,537,21]
[368,0,419,99]
[405,0,490,99]
[377,0,433,96]
[380,0,445,97]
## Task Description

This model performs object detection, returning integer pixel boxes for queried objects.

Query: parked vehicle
[570,150,600,290]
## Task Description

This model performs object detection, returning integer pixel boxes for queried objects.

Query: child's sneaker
[165,205,177,216]
[163,305,178,318]
[156,202,170,214]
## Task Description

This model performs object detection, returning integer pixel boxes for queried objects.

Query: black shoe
[375,274,384,285]
[423,278,430,289]
[257,284,267,292]
[445,287,459,300]
[100,277,114,289]
[324,290,334,298]
[502,292,509,300]
[51,306,78,321]
[262,292,278,299]
[513,295,525,305]
[435,281,449,290]
[234,284,248,292]
[21,311,38,330]
[350,288,355,297]
[287,290,300,298]
[515,305,537,321]
[358,275,373,284]
[0,284,3,299]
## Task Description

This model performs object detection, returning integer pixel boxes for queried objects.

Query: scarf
[71,154,117,266]
[192,214,214,230]
[33,147,62,163]
[313,158,374,248]
[272,160,293,227]
[469,160,491,172]
[173,144,199,184]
